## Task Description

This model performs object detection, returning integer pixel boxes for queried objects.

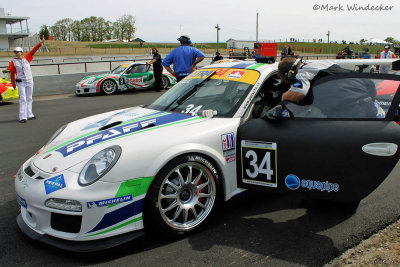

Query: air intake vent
[24,165,35,177]
[99,121,122,131]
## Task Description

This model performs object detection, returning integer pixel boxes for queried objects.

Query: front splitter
[17,213,145,252]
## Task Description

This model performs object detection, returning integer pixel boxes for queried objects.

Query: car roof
[202,58,399,74]
[119,62,147,67]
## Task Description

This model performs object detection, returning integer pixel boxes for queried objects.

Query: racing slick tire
[144,154,222,236]
[162,76,170,90]
[101,79,118,95]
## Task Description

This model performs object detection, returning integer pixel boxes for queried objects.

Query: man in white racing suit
[8,36,44,123]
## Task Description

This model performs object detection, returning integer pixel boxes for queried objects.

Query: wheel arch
[144,144,228,199]
[99,78,119,92]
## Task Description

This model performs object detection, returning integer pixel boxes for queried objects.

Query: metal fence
[0,54,346,76]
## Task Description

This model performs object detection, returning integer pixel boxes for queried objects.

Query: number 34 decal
[182,104,203,116]
[241,140,278,188]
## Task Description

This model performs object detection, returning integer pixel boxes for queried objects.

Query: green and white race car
[75,62,177,95]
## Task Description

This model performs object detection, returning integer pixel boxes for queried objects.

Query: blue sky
[2,0,398,43]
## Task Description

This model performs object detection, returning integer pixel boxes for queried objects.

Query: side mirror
[264,105,283,120]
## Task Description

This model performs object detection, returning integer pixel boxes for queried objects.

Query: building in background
[226,39,256,49]
[0,8,29,51]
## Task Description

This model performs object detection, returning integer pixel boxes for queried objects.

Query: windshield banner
[186,68,260,85]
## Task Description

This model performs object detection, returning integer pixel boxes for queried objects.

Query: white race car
[16,58,400,251]
[75,62,177,95]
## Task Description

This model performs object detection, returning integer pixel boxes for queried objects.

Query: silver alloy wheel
[162,76,169,89]
[157,162,216,231]
[102,80,117,94]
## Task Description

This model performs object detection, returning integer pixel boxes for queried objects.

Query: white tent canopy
[363,38,393,46]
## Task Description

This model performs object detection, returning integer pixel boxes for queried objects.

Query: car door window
[131,65,148,73]
[286,75,400,120]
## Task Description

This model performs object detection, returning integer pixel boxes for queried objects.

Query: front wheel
[144,154,222,236]
[162,75,170,90]
[101,79,118,95]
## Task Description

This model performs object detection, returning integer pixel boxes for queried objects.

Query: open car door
[237,73,400,202]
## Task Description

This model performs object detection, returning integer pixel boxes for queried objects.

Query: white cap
[13,47,23,52]
[384,45,390,49]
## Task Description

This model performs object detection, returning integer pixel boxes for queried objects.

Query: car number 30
[245,150,274,180]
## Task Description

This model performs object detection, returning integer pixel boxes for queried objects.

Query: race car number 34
[241,140,277,188]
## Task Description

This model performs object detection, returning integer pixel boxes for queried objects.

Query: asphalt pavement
[1,91,400,266]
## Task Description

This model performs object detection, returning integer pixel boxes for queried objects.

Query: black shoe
[28,116,36,120]
[19,119,27,123]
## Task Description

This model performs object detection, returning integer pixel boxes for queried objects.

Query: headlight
[78,146,121,186]
[45,198,82,212]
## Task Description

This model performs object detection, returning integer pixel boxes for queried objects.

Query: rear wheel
[101,80,118,95]
[145,154,222,236]
[162,76,170,90]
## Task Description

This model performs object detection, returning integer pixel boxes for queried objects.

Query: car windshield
[148,68,260,117]
[110,64,130,74]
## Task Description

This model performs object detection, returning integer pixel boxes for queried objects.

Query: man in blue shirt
[162,35,205,81]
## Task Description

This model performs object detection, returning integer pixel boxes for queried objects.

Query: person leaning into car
[8,36,44,123]
[277,57,337,102]
[147,48,163,91]
[162,35,205,82]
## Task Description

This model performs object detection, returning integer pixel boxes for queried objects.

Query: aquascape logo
[44,174,66,195]
[86,194,133,209]
[285,174,339,193]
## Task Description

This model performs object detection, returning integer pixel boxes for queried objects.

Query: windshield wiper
[166,71,216,111]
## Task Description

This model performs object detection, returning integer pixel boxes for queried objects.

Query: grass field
[0,40,387,57]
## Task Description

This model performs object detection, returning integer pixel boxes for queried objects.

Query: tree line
[39,14,136,42]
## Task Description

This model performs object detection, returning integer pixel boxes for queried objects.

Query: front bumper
[15,160,150,245]
[75,84,98,95]
[17,213,144,252]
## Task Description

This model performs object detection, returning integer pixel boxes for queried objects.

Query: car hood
[31,107,204,173]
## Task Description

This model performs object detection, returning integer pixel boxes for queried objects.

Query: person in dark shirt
[212,51,223,63]
[147,48,163,91]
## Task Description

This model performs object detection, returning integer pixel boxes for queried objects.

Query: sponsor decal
[17,194,27,209]
[215,69,230,77]
[44,174,66,195]
[285,174,300,190]
[188,155,219,178]
[284,174,339,192]
[128,77,144,84]
[187,70,215,79]
[186,68,259,85]
[221,133,235,152]
[226,155,236,163]
[293,82,302,88]
[87,194,133,209]
[55,113,194,157]
[227,71,246,79]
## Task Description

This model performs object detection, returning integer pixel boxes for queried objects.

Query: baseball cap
[13,47,23,52]
[178,35,190,42]
[384,45,390,49]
